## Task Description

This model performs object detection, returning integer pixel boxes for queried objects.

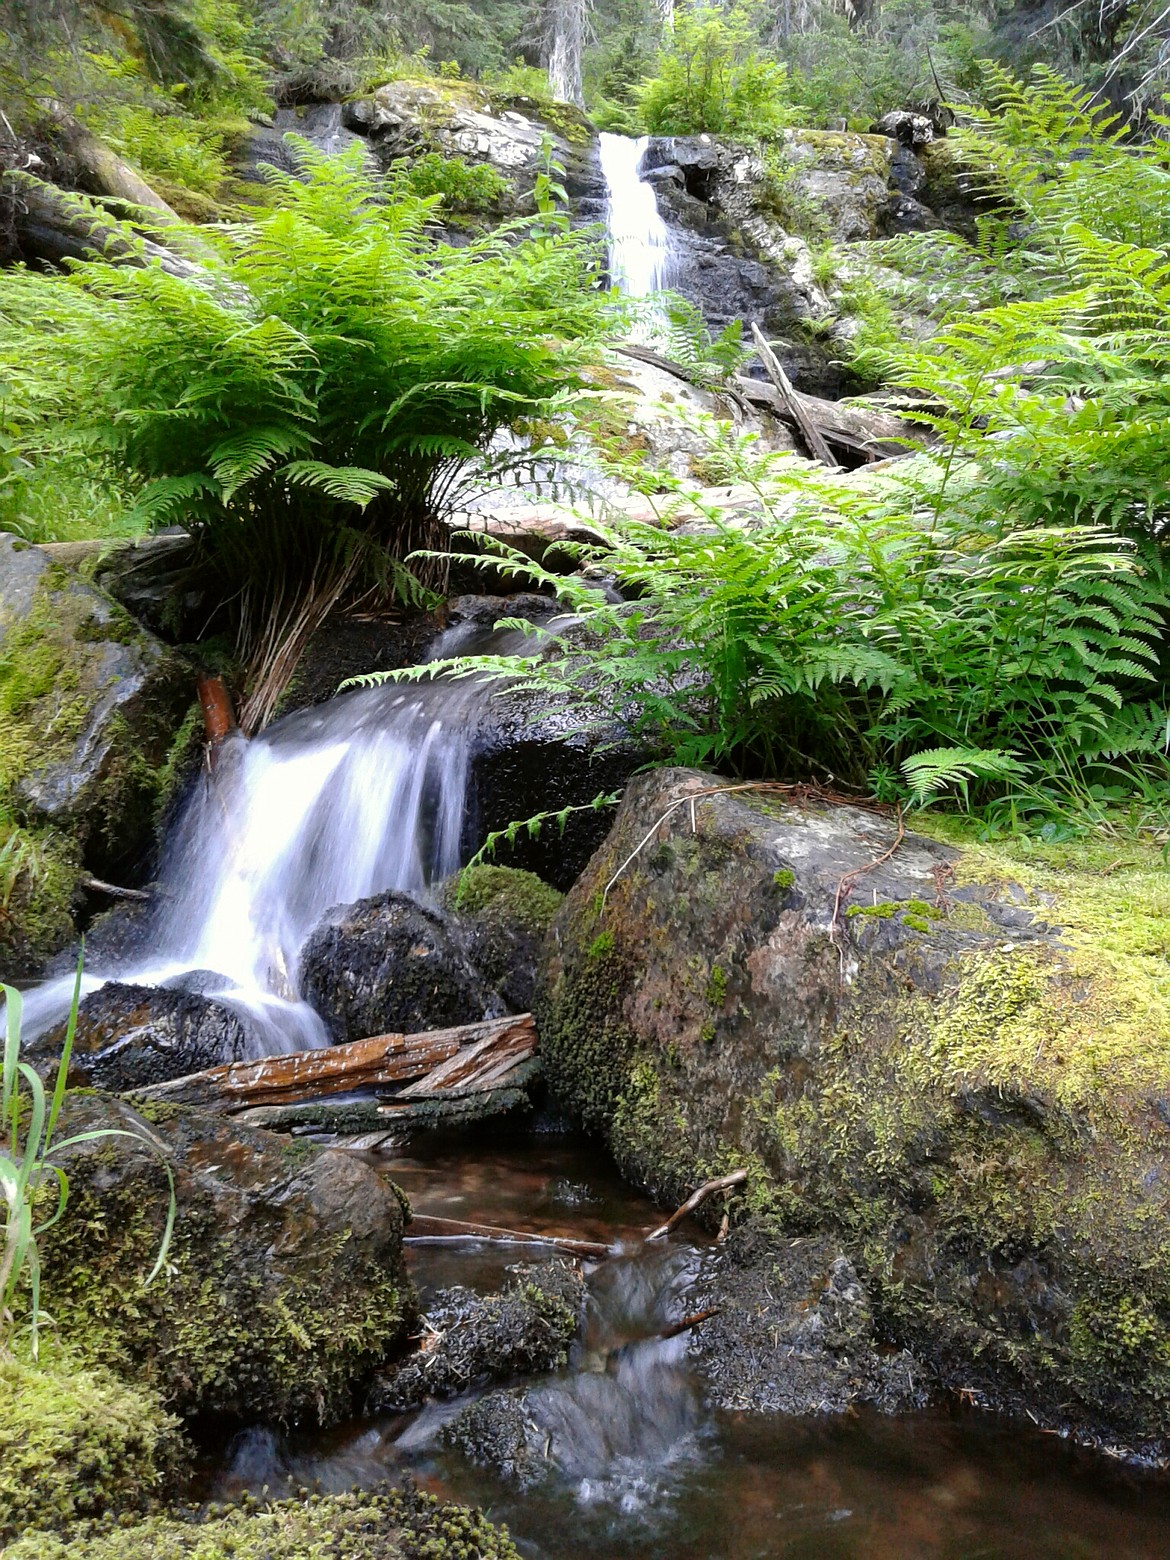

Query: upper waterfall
[598,133,671,299]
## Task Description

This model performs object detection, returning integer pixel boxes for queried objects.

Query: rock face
[536,768,1170,1454]
[33,980,257,1092]
[340,79,603,217]
[0,536,192,978]
[369,1261,584,1412]
[299,889,502,1042]
[39,1094,415,1423]
[438,864,565,1015]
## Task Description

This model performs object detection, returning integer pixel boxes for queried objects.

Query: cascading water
[19,619,544,1054]
[598,133,672,299]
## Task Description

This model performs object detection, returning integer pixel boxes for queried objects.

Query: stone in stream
[368,1261,584,1413]
[299,890,503,1043]
[535,767,1170,1457]
[34,1093,416,1425]
[0,534,193,979]
[437,864,565,1015]
[32,979,257,1091]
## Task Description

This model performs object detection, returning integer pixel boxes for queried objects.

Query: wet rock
[439,865,564,1014]
[299,890,501,1042]
[872,110,936,147]
[37,1093,415,1423]
[689,1227,929,1414]
[369,1261,584,1412]
[0,537,192,876]
[33,980,256,1091]
[536,766,1170,1455]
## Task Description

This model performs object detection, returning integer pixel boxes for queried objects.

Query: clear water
[208,1134,1170,1560]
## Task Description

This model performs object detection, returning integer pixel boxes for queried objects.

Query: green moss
[0,1348,186,1544]
[2,1486,520,1560]
[153,701,203,830]
[772,868,795,891]
[588,928,615,958]
[705,964,728,1005]
[446,864,563,931]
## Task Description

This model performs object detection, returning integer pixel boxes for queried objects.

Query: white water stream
[598,133,672,299]
[19,622,539,1054]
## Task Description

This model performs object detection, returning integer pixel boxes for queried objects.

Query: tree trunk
[548,0,587,106]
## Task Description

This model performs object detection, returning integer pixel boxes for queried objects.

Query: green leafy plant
[0,139,616,730]
[363,418,1169,826]
[1,967,176,1361]
[639,3,795,139]
[394,151,509,213]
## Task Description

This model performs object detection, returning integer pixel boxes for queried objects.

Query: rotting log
[129,1013,537,1114]
[235,1077,537,1137]
[750,324,837,467]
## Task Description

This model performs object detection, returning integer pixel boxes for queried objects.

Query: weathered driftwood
[131,1013,536,1113]
[406,1213,611,1260]
[750,323,836,467]
[389,1022,537,1101]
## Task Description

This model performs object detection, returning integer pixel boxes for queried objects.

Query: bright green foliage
[393,150,510,212]
[639,4,795,138]
[382,417,1168,823]
[0,1347,184,1544]
[0,142,616,725]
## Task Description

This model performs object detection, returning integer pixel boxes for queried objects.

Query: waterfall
[598,133,671,299]
[18,621,544,1055]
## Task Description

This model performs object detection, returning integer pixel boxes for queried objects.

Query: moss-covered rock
[440,865,564,1013]
[0,1350,186,1545]
[1,1485,520,1560]
[536,767,1170,1454]
[37,1095,416,1425]
[0,536,192,976]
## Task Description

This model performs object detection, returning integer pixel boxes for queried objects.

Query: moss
[0,1348,186,1544]
[38,1116,412,1426]
[705,963,728,1006]
[445,864,562,932]
[153,701,203,831]
[0,822,80,978]
[772,868,795,891]
[1,1485,520,1560]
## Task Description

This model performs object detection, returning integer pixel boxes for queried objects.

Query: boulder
[38,1094,415,1423]
[32,980,257,1092]
[0,536,193,977]
[536,767,1170,1455]
[438,865,564,1014]
[871,110,936,148]
[299,889,501,1042]
[368,1261,584,1412]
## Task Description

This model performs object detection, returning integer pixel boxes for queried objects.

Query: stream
[206,1130,1170,1560]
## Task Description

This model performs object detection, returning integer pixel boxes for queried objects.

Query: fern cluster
[0,139,618,727]
[365,420,1169,827]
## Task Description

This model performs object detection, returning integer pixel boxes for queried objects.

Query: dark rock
[299,890,500,1043]
[439,865,564,1013]
[38,1094,415,1423]
[369,1261,583,1411]
[872,110,936,147]
[535,767,1170,1456]
[689,1226,929,1414]
[33,980,256,1091]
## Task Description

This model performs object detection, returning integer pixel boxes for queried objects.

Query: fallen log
[236,1076,536,1137]
[197,672,238,751]
[751,323,837,467]
[130,1013,536,1113]
[390,1022,537,1099]
[645,1168,748,1242]
[406,1213,612,1261]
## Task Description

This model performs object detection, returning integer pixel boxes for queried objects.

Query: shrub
[639,3,795,138]
[394,150,510,212]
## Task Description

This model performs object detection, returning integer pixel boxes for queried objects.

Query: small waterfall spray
[598,133,672,299]
[19,621,540,1055]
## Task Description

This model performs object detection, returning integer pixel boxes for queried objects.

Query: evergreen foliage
[639,4,796,136]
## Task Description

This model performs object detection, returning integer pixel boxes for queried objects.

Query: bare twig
[829,805,906,947]
[645,1168,748,1242]
[79,875,151,903]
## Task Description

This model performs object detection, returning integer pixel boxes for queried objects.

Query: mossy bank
[536,767,1170,1455]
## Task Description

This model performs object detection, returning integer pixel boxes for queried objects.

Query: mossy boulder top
[37,1094,416,1425]
[536,766,1170,1455]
